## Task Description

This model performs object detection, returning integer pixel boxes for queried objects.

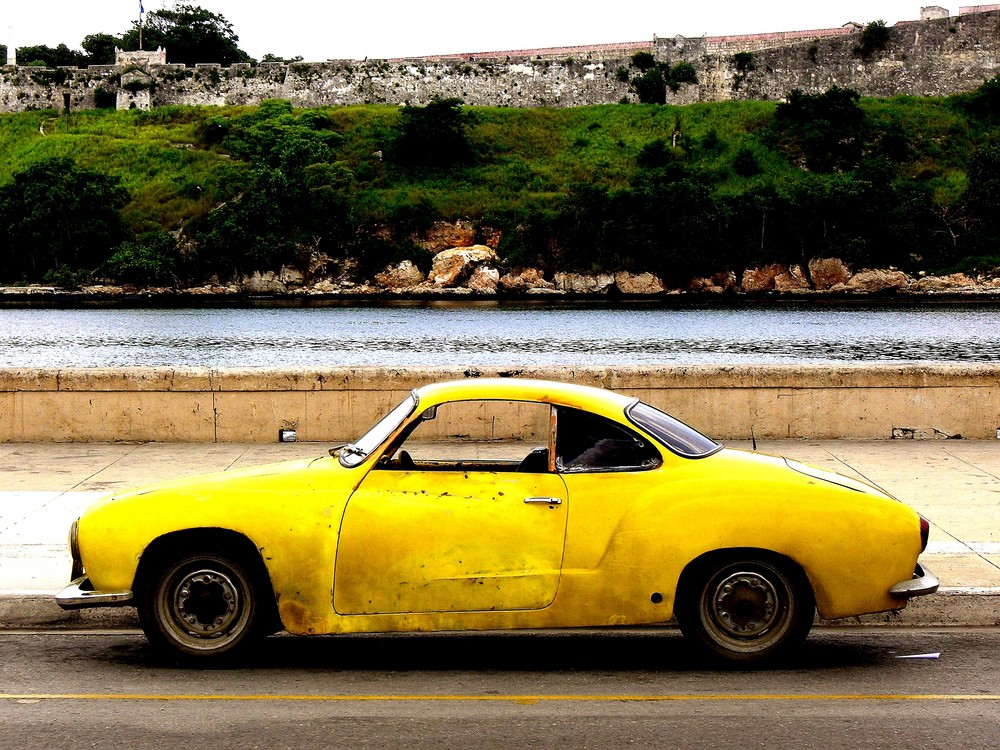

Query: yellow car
[56,378,937,664]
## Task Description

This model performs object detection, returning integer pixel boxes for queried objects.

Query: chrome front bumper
[55,576,133,610]
[889,562,939,599]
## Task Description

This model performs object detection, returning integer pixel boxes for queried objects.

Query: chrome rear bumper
[889,563,939,599]
[55,576,133,610]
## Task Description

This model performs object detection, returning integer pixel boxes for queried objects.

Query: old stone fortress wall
[2,4,1000,113]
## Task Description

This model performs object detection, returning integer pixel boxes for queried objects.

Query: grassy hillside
[1,84,999,287]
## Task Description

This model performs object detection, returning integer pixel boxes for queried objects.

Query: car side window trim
[625,399,722,459]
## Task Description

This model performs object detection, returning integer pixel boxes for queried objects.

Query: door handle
[524,496,562,505]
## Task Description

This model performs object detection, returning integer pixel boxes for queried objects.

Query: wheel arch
[134,527,280,632]
[674,546,814,617]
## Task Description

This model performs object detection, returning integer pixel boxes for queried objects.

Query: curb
[1,588,998,631]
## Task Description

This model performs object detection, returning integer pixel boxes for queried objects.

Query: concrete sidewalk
[1,440,998,629]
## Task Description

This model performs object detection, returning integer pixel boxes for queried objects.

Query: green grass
[0,92,997,264]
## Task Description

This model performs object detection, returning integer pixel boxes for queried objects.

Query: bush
[732,147,762,176]
[93,87,117,109]
[855,20,891,59]
[391,97,473,169]
[101,230,179,285]
[630,51,656,72]
[42,264,88,290]
[668,62,698,91]
[957,75,1000,122]
[733,52,756,74]
[632,69,666,104]
[771,87,865,171]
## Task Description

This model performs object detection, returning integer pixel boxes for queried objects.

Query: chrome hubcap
[172,569,239,637]
[710,571,780,638]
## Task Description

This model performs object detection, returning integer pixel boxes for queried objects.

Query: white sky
[3,1,957,62]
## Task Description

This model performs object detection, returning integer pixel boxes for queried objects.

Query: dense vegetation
[2,80,1000,288]
[13,4,252,68]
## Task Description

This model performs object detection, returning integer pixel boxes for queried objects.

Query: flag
[140,1,145,15]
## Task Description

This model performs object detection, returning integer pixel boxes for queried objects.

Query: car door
[333,401,568,616]
[552,404,667,615]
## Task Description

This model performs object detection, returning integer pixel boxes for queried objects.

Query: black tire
[675,554,815,666]
[137,547,267,662]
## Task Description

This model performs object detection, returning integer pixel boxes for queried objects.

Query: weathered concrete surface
[1,365,998,442]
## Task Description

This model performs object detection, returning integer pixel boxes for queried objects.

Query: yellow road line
[3,693,1000,702]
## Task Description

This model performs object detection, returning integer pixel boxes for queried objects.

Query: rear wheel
[137,548,267,662]
[676,554,815,665]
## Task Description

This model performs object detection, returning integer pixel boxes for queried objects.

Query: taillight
[919,515,930,552]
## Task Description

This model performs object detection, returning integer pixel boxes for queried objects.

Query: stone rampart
[732,8,1000,101]
[1,366,996,442]
[1,8,999,111]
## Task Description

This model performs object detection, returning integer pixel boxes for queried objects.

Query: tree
[197,168,299,276]
[119,4,251,66]
[958,75,1000,122]
[15,43,89,68]
[963,143,1000,252]
[260,53,304,63]
[392,98,473,168]
[0,158,129,282]
[855,20,891,59]
[101,230,180,285]
[81,33,124,65]
[632,68,666,104]
[630,51,656,72]
[771,87,865,171]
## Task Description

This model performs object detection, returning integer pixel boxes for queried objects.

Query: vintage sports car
[57,378,937,664]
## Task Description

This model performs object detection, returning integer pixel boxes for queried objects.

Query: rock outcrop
[845,269,911,293]
[466,265,501,294]
[374,260,426,290]
[553,272,615,294]
[499,267,554,293]
[417,220,478,254]
[615,271,665,295]
[428,245,497,286]
[808,258,852,290]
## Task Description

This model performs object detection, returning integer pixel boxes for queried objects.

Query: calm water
[0,301,997,368]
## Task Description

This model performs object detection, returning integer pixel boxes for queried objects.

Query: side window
[555,407,661,473]
[377,399,553,472]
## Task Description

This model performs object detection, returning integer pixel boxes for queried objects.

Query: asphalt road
[2,628,999,749]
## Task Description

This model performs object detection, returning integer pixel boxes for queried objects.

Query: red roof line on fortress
[704,26,854,44]
[393,40,651,63]
[391,6,1000,64]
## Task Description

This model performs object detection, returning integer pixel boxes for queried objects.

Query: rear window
[626,401,721,458]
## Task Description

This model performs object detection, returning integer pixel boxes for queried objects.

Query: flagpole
[139,1,144,50]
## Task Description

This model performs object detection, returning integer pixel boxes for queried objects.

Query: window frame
[624,399,723,459]
[553,405,663,474]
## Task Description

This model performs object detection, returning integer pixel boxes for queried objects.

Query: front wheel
[675,555,815,665]
[137,548,266,662]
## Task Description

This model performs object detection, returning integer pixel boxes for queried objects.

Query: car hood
[82,454,353,513]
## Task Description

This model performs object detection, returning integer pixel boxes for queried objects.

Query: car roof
[412,378,636,414]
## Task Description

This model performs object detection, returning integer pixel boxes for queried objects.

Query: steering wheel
[397,449,415,470]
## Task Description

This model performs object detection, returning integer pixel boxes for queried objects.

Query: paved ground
[1,439,998,627]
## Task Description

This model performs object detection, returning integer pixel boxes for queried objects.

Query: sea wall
[1,8,999,112]
[1,366,997,443]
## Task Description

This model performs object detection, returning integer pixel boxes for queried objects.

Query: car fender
[601,473,922,620]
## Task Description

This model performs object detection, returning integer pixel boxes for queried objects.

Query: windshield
[339,393,418,467]
[626,401,721,458]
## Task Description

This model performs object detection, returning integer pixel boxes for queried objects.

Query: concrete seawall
[2,365,998,443]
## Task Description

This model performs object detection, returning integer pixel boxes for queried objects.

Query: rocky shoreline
[3,230,1000,303]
